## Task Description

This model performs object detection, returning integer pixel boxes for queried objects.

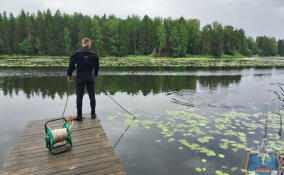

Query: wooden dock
[0,115,125,175]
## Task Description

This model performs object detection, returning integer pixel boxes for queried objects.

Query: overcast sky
[0,0,283,39]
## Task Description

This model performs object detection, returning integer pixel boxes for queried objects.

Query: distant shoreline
[1,55,284,68]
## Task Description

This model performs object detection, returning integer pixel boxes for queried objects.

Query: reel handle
[45,118,68,134]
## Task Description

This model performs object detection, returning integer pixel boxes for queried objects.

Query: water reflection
[0,75,241,98]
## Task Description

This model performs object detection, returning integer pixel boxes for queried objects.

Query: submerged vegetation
[1,55,284,67]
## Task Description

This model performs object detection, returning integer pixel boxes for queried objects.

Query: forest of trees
[0,9,283,57]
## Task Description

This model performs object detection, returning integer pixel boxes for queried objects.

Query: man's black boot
[74,116,83,121]
[91,113,97,119]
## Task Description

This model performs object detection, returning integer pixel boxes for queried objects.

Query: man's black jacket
[67,47,99,82]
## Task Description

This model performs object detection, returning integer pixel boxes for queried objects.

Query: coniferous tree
[2,12,12,54]
[139,15,154,55]
[70,13,81,52]
[156,23,166,56]
[117,20,130,56]
[63,28,71,55]
[152,17,163,55]
[236,29,249,55]
[90,17,102,55]
[201,24,212,55]
[210,22,223,57]
[178,17,188,57]
[44,9,54,55]
[169,25,180,57]
[186,19,201,55]
[14,10,28,53]
[19,38,32,54]
[127,15,140,55]
[270,37,278,56]
[257,36,278,56]
[163,18,173,56]
[104,15,119,56]
[77,14,92,48]
[247,37,258,55]
[223,26,236,55]
[34,37,41,55]
[9,13,15,53]
[278,39,284,56]
[35,11,46,55]
[53,10,64,55]
[0,13,4,54]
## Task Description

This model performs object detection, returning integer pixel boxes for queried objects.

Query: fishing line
[269,86,284,172]
[113,125,131,149]
[62,80,71,118]
[61,80,74,129]
[104,91,136,120]
[263,114,268,139]
[101,89,137,149]
[271,87,283,137]
[60,85,137,147]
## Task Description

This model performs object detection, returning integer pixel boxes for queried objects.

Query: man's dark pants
[76,80,96,118]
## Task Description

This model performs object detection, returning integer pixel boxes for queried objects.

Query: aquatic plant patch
[1,56,284,67]
[110,106,284,174]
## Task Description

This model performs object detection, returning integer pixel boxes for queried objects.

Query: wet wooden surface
[0,115,125,175]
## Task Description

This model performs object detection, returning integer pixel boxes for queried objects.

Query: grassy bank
[0,55,284,68]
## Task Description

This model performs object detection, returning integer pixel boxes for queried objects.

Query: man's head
[82,37,91,48]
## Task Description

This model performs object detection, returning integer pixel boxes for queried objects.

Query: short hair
[82,37,91,47]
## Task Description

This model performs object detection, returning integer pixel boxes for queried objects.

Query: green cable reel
[45,118,72,154]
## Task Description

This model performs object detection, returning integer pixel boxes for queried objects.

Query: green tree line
[0,9,283,57]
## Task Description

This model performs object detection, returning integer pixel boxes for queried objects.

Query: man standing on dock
[67,37,99,121]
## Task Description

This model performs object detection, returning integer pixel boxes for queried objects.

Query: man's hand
[68,76,74,83]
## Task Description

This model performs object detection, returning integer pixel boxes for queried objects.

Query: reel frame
[45,118,72,154]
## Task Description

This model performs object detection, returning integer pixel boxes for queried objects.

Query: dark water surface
[0,67,283,174]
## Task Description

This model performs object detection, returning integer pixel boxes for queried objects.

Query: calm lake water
[0,67,283,174]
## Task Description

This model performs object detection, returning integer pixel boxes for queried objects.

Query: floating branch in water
[269,84,284,137]
[264,114,268,138]
[166,90,196,96]
[169,90,243,109]
[277,112,282,137]
[270,83,284,87]
[171,97,195,107]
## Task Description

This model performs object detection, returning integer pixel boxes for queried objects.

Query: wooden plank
[20,121,101,137]
[52,160,122,175]
[5,140,111,165]
[8,153,118,174]
[10,133,107,156]
[0,115,125,175]
[4,146,114,170]
[14,126,105,147]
